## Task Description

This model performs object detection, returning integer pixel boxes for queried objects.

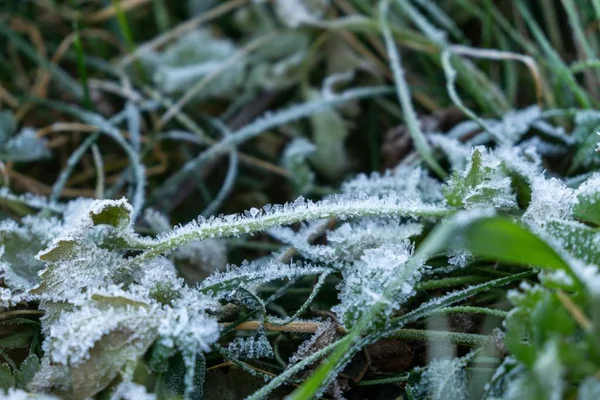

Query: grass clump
[1,1,600,399]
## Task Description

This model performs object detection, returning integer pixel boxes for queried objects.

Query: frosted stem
[129,195,450,266]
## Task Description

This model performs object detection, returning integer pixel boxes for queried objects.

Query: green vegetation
[1,1,600,399]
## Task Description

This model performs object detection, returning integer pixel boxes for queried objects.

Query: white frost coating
[175,239,227,273]
[274,0,327,27]
[2,388,59,400]
[199,258,329,298]
[342,166,443,203]
[333,242,423,327]
[110,381,156,400]
[143,208,172,233]
[430,134,471,171]
[327,220,423,261]
[43,304,157,366]
[523,176,576,227]
[533,341,564,400]
[447,249,472,268]
[575,172,600,205]
[157,308,219,353]
[447,146,516,210]
[136,192,449,265]
[227,335,274,359]
[489,105,541,144]
[495,145,542,182]
[412,357,470,400]
[288,319,337,365]
[0,187,64,213]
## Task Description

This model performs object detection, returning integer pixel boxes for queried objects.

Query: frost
[532,340,564,400]
[447,249,473,268]
[444,147,517,209]
[406,356,470,400]
[332,243,423,327]
[110,381,156,400]
[157,308,219,353]
[327,219,423,261]
[430,134,471,171]
[2,388,59,400]
[522,176,576,227]
[579,377,600,400]
[143,29,244,100]
[199,259,330,299]
[281,137,316,195]
[489,105,541,144]
[0,111,50,162]
[274,0,329,28]
[226,334,274,359]
[43,303,156,366]
[342,165,443,203]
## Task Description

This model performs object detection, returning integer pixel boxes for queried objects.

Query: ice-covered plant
[5,0,600,399]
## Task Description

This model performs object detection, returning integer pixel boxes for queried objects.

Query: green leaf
[545,220,600,266]
[0,328,35,349]
[89,199,133,230]
[405,355,472,400]
[146,341,176,373]
[573,173,600,225]
[443,147,516,209]
[0,363,15,390]
[287,335,356,400]
[156,351,207,400]
[308,89,349,180]
[0,217,58,290]
[453,218,572,272]
[15,353,40,388]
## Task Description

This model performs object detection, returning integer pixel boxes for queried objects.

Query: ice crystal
[333,242,423,327]
[43,303,156,366]
[444,146,517,209]
[157,308,219,353]
[342,166,443,203]
[3,388,59,400]
[226,335,274,359]
[407,356,470,400]
[522,176,576,227]
[109,382,156,400]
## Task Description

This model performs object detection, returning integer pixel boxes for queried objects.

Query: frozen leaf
[146,29,245,100]
[281,137,316,195]
[274,0,329,28]
[522,176,576,227]
[14,353,40,388]
[406,356,471,400]
[33,241,128,299]
[42,303,156,366]
[0,111,50,162]
[0,216,61,290]
[2,388,59,399]
[443,147,516,209]
[342,165,443,203]
[327,219,423,262]
[226,335,274,359]
[110,381,156,400]
[573,173,600,225]
[579,377,600,400]
[0,363,15,390]
[308,89,349,179]
[571,110,600,170]
[199,259,330,299]
[332,243,423,328]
